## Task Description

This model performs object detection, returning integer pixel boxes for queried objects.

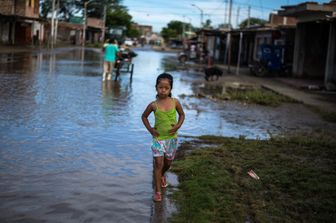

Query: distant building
[45,16,105,45]
[278,1,336,90]
[131,23,152,37]
[0,0,44,45]
[199,13,296,67]
[86,17,105,43]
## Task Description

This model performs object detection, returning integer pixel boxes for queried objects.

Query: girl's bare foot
[153,192,162,202]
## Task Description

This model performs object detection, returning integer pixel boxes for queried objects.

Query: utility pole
[191,4,204,27]
[224,0,228,26]
[236,31,243,75]
[228,0,232,27]
[248,6,251,28]
[227,0,233,73]
[189,18,192,33]
[101,5,107,42]
[182,15,186,39]
[11,0,16,44]
[83,1,88,47]
[54,0,59,45]
[192,4,205,62]
[236,6,240,29]
[51,0,56,49]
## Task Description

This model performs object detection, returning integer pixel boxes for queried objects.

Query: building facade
[0,0,44,45]
[279,1,336,90]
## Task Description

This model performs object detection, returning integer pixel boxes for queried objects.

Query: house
[44,21,83,45]
[278,1,336,90]
[131,23,152,37]
[199,13,296,69]
[86,17,104,43]
[0,0,44,45]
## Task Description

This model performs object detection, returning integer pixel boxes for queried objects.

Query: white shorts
[151,138,178,160]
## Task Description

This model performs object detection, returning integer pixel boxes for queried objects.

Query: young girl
[142,73,185,202]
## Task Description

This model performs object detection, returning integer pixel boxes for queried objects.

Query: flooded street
[0,48,333,222]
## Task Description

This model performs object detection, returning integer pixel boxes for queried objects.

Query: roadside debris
[247,169,260,180]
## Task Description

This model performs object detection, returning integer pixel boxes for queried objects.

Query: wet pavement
[0,48,335,223]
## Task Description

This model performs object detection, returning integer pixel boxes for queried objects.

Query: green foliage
[203,19,212,29]
[218,23,232,29]
[216,87,297,106]
[85,0,121,18]
[104,4,136,38]
[160,20,190,41]
[40,0,84,20]
[127,28,140,38]
[308,106,336,123]
[170,135,336,222]
[239,17,267,28]
[40,0,134,37]
[106,4,132,28]
[161,27,178,40]
[39,0,125,21]
[319,111,336,123]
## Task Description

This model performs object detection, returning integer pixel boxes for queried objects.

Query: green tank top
[154,99,177,140]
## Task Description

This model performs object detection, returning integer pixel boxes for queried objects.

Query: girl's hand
[169,124,179,135]
[150,128,160,137]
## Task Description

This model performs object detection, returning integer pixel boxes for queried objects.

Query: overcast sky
[123,0,331,32]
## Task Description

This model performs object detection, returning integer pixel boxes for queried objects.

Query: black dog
[204,66,223,81]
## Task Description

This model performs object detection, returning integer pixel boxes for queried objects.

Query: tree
[218,23,232,29]
[105,4,136,38]
[161,27,178,40]
[39,0,122,20]
[160,20,190,41]
[204,19,212,29]
[127,28,140,38]
[40,0,135,38]
[239,17,267,28]
[86,0,121,18]
[40,0,83,20]
[106,5,131,28]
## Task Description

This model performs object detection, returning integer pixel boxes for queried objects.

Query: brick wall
[87,18,104,29]
[0,0,39,18]
[270,14,297,26]
[0,0,14,15]
[14,0,25,16]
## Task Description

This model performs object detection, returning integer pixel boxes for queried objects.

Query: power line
[125,1,278,11]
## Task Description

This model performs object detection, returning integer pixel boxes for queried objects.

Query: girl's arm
[142,102,159,137]
[169,99,185,134]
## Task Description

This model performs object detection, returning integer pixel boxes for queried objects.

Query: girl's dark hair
[156,73,173,97]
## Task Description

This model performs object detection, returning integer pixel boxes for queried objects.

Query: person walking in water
[103,39,119,81]
[141,73,185,202]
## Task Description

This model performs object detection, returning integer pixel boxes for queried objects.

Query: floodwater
[0,48,333,223]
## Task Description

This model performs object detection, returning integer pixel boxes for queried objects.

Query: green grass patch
[86,43,103,48]
[219,87,297,106]
[170,135,336,223]
[320,111,336,122]
[308,106,336,123]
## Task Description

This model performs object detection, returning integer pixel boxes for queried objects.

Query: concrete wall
[0,0,39,18]
[87,18,104,29]
[0,22,10,43]
[269,14,297,26]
